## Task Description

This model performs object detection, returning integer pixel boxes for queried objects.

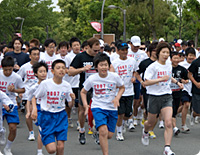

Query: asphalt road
[2,110,200,155]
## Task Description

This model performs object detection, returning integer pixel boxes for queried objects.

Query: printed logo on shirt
[0,81,8,92]
[46,61,53,70]
[94,83,115,98]
[26,70,35,80]
[47,91,60,104]
[157,71,171,86]
[60,92,66,102]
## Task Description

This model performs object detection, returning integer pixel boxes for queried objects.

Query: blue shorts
[35,104,41,126]
[134,81,141,99]
[181,91,192,103]
[91,108,118,133]
[39,110,68,146]
[3,106,20,124]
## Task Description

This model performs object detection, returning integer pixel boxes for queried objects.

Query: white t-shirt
[17,62,38,100]
[0,71,25,106]
[179,61,192,96]
[34,78,72,113]
[128,49,148,67]
[40,51,58,78]
[110,52,119,63]
[112,57,137,96]
[144,61,172,95]
[27,83,41,105]
[65,52,80,88]
[83,72,124,111]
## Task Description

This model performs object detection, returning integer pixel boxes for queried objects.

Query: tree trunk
[195,28,199,49]
[179,7,182,39]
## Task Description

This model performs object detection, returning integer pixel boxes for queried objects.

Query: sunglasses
[93,50,100,53]
[139,48,145,50]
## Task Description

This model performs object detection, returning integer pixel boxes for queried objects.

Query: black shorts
[22,100,27,106]
[141,88,148,114]
[181,90,192,103]
[172,96,181,118]
[118,96,134,117]
[192,94,200,114]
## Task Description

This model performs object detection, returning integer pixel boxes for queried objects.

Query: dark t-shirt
[70,51,96,89]
[188,57,200,94]
[172,65,188,98]
[5,51,30,72]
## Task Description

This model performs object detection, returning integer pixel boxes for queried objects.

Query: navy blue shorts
[39,110,68,146]
[181,91,192,103]
[91,108,118,133]
[134,81,141,99]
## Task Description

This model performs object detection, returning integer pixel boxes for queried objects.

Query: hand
[83,65,92,71]
[31,110,37,121]
[181,79,189,84]
[131,77,136,83]
[14,64,20,70]
[160,75,170,82]
[141,81,146,88]
[84,105,90,116]
[26,112,30,119]
[3,105,10,111]
[70,93,76,100]
[112,97,120,108]
[178,82,184,89]
[7,85,15,92]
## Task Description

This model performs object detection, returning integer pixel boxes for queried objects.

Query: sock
[5,140,13,149]
[37,149,42,154]
[128,119,133,124]
[164,145,171,151]
[29,130,34,135]
[79,127,85,133]
[116,126,122,133]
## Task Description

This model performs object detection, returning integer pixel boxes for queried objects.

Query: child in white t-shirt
[141,42,183,155]
[17,47,40,141]
[110,42,137,141]
[26,61,48,155]
[81,53,125,155]
[0,90,14,155]
[0,56,25,155]
[33,59,74,155]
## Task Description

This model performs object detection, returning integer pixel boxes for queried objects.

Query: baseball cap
[175,43,180,47]
[99,39,104,47]
[131,36,141,46]
[117,42,129,50]
[159,38,165,42]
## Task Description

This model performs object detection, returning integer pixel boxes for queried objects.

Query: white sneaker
[37,153,44,155]
[159,120,164,129]
[68,118,74,128]
[181,125,190,133]
[195,116,199,124]
[141,128,149,146]
[28,132,35,141]
[133,118,138,126]
[128,122,135,132]
[116,132,124,141]
[173,127,180,136]
[4,148,13,155]
[0,151,3,155]
[163,148,175,155]
[196,150,200,155]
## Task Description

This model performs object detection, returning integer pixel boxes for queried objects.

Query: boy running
[81,53,125,155]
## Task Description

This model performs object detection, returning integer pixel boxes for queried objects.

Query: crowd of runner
[0,35,200,155]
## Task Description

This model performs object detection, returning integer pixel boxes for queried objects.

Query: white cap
[159,38,165,42]
[131,36,141,46]
[22,44,26,49]
[99,39,104,47]
[177,39,182,44]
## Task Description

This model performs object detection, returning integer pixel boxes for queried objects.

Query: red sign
[90,22,101,32]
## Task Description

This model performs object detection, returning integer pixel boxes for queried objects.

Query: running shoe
[0,151,3,155]
[116,132,124,141]
[181,125,190,133]
[149,131,156,139]
[88,129,93,135]
[163,148,176,155]
[196,150,200,155]
[159,120,165,129]
[79,132,86,145]
[93,132,100,145]
[133,118,138,126]
[195,116,199,124]
[128,122,135,132]
[68,118,74,128]
[37,153,44,155]
[173,127,180,136]
[141,128,149,146]
[28,131,35,141]
[4,148,13,155]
